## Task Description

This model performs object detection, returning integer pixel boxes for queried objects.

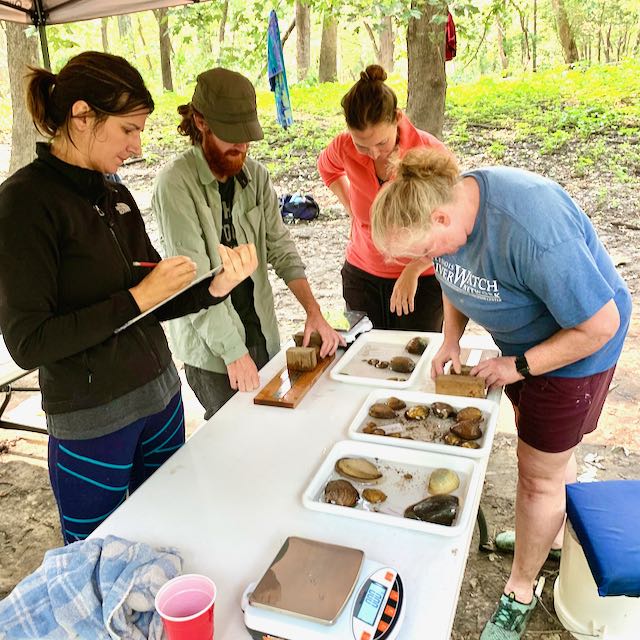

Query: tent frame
[0,0,204,70]
[0,0,51,68]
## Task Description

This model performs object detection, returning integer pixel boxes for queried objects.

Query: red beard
[202,133,246,178]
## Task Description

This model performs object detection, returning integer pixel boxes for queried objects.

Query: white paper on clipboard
[115,265,222,334]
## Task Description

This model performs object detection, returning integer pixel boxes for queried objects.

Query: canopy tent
[0,0,208,68]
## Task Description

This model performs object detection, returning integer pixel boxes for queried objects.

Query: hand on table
[227,352,260,392]
[303,312,346,358]
[209,244,258,298]
[129,256,197,312]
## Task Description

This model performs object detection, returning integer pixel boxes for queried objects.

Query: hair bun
[396,148,459,183]
[361,64,387,83]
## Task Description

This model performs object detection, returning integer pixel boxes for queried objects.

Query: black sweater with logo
[0,143,225,414]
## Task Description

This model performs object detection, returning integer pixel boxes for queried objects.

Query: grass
[5,60,639,183]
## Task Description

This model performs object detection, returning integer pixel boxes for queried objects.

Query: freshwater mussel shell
[404,405,430,420]
[461,441,481,449]
[389,356,415,374]
[443,432,463,446]
[428,468,460,495]
[375,360,390,369]
[456,407,483,423]
[431,402,456,419]
[368,403,397,419]
[335,457,382,482]
[386,396,406,411]
[363,488,387,504]
[406,336,429,355]
[450,419,483,440]
[362,421,378,434]
[405,494,459,526]
[324,479,359,507]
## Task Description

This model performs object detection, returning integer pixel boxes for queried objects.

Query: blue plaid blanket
[0,536,182,639]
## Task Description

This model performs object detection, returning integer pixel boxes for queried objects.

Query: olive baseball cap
[191,67,264,143]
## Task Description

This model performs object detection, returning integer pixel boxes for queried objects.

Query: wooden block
[293,331,323,352]
[435,373,487,398]
[286,347,317,372]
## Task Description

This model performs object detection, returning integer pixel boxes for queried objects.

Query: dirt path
[0,136,638,638]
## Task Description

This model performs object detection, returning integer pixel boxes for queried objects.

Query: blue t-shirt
[433,167,632,377]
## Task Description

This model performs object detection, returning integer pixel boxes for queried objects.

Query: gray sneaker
[480,592,538,640]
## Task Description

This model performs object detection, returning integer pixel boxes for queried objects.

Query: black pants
[184,341,270,421]
[341,261,443,332]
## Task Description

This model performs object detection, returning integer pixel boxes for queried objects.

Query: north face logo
[115,202,131,215]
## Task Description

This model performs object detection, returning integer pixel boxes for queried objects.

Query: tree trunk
[318,13,338,83]
[532,0,537,71]
[406,0,447,139]
[551,0,578,64]
[136,16,153,73]
[496,17,509,72]
[154,8,174,91]
[6,23,40,175]
[380,16,394,73]
[218,0,229,47]
[605,23,612,63]
[117,15,136,55]
[101,17,109,52]
[295,0,310,82]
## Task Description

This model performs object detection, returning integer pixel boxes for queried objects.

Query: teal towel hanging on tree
[267,10,294,129]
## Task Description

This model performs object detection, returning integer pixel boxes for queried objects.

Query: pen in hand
[132,261,158,268]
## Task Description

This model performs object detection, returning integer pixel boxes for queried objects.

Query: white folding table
[93,331,502,640]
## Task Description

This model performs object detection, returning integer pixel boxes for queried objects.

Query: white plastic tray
[329,330,442,389]
[302,440,481,536]
[347,389,498,459]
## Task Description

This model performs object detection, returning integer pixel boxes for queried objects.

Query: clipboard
[115,265,222,334]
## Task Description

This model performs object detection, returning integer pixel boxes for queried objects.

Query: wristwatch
[515,354,532,378]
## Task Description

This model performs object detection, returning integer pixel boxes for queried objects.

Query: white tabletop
[93,332,501,640]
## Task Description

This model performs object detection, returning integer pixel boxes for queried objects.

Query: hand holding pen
[129,256,197,312]
[129,244,258,311]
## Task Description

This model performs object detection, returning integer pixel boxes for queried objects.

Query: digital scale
[242,537,405,640]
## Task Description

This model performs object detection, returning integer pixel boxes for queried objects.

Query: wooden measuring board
[254,355,335,409]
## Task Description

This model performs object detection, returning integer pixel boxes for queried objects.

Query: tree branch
[363,21,381,60]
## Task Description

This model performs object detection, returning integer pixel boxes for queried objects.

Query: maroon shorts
[505,367,615,453]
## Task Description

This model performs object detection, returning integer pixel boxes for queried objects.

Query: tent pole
[33,0,51,70]
[38,24,51,70]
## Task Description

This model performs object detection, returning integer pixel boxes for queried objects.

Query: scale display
[243,537,405,640]
[355,580,386,625]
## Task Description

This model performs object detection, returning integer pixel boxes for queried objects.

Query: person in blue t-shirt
[370,148,632,640]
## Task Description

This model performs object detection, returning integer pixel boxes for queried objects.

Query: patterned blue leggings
[48,392,185,544]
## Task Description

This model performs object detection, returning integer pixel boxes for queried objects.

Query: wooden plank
[253,354,335,409]
[435,373,487,398]
[433,347,498,398]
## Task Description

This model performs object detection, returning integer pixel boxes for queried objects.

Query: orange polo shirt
[317,112,448,279]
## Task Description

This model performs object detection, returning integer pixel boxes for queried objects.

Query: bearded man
[152,68,342,419]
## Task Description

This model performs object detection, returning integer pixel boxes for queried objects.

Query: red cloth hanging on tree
[445,11,457,61]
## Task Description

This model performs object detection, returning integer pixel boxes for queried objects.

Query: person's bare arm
[473,299,620,388]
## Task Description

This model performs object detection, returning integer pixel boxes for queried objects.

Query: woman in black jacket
[0,52,257,543]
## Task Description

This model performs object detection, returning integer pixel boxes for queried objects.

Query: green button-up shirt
[152,145,306,373]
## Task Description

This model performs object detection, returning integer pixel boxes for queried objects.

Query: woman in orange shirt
[317,65,448,331]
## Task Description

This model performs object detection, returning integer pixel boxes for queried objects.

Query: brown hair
[371,147,460,256]
[340,64,398,131]
[26,51,154,139]
[177,103,202,145]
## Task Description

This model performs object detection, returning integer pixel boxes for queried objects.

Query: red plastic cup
[155,574,217,640]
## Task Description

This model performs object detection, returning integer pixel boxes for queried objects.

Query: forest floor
[0,119,639,639]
